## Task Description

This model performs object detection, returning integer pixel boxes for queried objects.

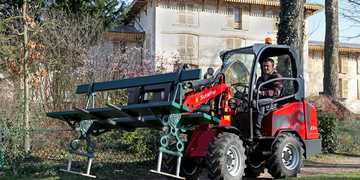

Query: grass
[291,171,360,180]
[336,120,360,155]
[1,119,360,179]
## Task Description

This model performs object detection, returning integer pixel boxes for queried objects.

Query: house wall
[133,0,157,61]
[308,49,360,113]
[154,0,283,73]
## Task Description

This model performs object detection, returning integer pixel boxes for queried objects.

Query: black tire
[244,158,265,178]
[266,133,304,179]
[162,154,202,180]
[206,132,246,180]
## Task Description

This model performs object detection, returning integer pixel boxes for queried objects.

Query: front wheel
[267,132,304,178]
[206,132,246,180]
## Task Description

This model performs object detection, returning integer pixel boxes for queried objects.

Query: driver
[256,58,283,98]
[254,58,283,137]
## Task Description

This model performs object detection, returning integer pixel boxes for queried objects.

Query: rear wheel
[206,132,246,180]
[266,133,304,178]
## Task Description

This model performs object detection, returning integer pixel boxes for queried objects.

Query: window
[265,6,274,17]
[177,3,198,26]
[224,6,248,30]
[314,50,323,60]
[357,57,360,74]
[339,54,348,74]
[234,8,242,29]
[250,5,263,17]
[339,78,348,98]
[225,38,243,50]
[224,7,234,28]
[358,80,360,100]
[178,34,199,61]
[113,41,126,53]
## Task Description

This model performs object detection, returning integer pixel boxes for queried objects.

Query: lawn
[1,120,360,179]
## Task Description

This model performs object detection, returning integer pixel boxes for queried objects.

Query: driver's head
[262,58,274,75]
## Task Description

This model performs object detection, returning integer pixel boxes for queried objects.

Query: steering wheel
[231,83,249,111]
[232,82,249,96]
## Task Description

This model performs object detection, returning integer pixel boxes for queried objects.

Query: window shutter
[178,14,186,24]
[241,7,250,30]
[358,80,360,99]
[234,8,242,29]
[234,38,242,48]
[178,34,186,57]
[186,35,194,58]
[339,78,348,98]
[186,14,194,25]
[342,56,348,74]
[338,54,344,73]
[226,16,234,28]
[338,79,342,97]
[226,38,233,49]
[339,55,348,74]
[225,7,234,28]
[192,35,198,59]
[343,79,348,98]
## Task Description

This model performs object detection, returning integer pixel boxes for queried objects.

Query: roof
[105,25,145,42]
[224,0,322,13]
[127,0,322,19]
[109,25,144,33]
[309,41,360,53]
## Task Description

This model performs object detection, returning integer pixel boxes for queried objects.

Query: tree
[48,0,126,28]
[276,0,305,90]
[323,0,339,97]
[0,0,45,155]
[277,0,305,63]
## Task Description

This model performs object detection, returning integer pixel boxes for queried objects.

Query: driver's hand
[254,89,264,96]
[229,98,241,109]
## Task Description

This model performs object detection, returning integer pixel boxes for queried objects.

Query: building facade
[104,0,360,114]
[109,0,320,72]
[308,41,360,113]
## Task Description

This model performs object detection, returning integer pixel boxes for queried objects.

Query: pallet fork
[48,67,202,179]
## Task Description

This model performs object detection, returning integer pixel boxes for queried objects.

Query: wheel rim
[282,143,300,170]
[226,145,241,176]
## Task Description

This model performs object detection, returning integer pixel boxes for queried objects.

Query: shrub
[336,120,360,154]
[120,129,160,157]
[318,113,338,153]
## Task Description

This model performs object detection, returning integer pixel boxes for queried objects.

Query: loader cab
[221,44,304,105]
[221,44,304,137]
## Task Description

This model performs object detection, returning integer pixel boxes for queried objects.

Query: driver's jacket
[256,71,283,97]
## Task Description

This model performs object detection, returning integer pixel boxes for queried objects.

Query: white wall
[155,2,278,72]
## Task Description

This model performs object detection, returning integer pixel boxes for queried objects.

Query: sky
[307,0,360,44]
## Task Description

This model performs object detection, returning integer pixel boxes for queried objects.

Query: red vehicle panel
[262,101,319,140]
[185,125,216,158]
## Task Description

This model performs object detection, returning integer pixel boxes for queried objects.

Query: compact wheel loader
[48,43,321,179]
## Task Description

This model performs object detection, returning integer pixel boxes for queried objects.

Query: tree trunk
[22,1,31,154]
[277,0,305,72]
[323,0,339,97]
